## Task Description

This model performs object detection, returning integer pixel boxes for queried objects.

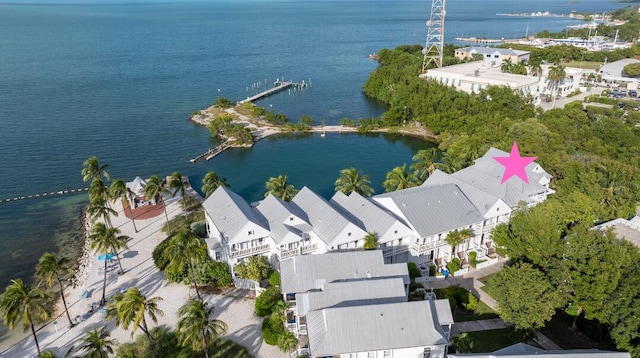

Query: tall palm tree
[35,252,73,327]
[547,64,567,108]
[334,167,374,197]
[512,62,527,75]
[116,287,164,345]
[74,326,116,358]
[445,229,473,261]
[89,223,130,304]
[165,232,207,300]
[363,232,379,250]
[264,175,298,202]
[528,58,543,77]
[201,171,229,198]
[105,292,124,329]
[143,175,172,233]
[410,148,438,183]
[277,331,299,353]
[0,279,51,356]
[109,178,138,233]
[88,178,117,229]
[382,164,418,193]
[82,156,110,183]
[169,172,190,213]
[176,299,228,358]
[500,58,514,73]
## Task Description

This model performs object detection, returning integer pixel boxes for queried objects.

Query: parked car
[629,90,637,97]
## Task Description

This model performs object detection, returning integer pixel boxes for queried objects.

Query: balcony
[411,240,447,254]
[300,243,318,254]
[280,247,300,260]
[230,243,270,259]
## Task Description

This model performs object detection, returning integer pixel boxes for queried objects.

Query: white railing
[475,256,500,269]
[301,243,318,254]
[411,240,447,254]
[416,276,445,283]
[453,267,469,277]
[281,247,300,259]
[230,243,270,258]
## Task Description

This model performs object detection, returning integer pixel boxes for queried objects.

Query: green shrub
[235,256,272,282]
[407,262,421,280]
[429,265,437,276]
[255,286,282,316]
[469,251,478,268]
[191,260,233,286]
[262,315,285,345]
[152,238,172,271]
[464,292,479,311]
[214,97,233,108]
[447,258,460,273]
[268,270,281,287]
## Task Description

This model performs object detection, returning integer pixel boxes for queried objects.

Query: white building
[420,61,582,104]
[454,47,530,64]
[202,148,553,272]
[280,251,453,358]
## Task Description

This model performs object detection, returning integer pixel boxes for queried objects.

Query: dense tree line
[364,45,640,356]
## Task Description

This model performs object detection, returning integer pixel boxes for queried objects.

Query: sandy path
[0,191,286,358]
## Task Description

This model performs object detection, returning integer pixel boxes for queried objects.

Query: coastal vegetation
[264,175,299,202]
[334,167,374,197]
[364,43,640,355]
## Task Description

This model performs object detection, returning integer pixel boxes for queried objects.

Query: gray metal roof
[452,148,550,208]
[202,186,267,240]
[449,343,630,358]
[307,300,449,356]
[296,277,407,316]
[424,170,504,216]
[280,250,409,294]
[374,183,485,237]
[291,186,362,244]
[459,47,529,56]
[432,297,455,325]
[253,194,311,244]
[330,191,411,237]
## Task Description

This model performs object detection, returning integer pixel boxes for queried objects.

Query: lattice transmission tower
[421,0,446,73]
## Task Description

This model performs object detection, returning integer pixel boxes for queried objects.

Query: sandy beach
[0,188,286,358]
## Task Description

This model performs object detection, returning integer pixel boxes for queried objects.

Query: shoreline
[188,104,438,146]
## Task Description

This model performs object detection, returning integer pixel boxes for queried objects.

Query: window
[347,232,351,236]
[248,230,254,235]
[384,351,392,357]
[398,238,403,245]
[394,230,398,234]
[368,353,376,358]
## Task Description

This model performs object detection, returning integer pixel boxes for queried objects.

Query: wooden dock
[190,141,233,163]
[454,37,506,44]
[239,80,308,104]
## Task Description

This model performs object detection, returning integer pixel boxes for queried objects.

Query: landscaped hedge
[261,315,285,345]
[255,286,282,317]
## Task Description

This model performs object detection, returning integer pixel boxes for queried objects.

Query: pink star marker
[493,141,537,184]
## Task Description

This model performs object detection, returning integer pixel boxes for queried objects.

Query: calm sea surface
[0,0,622,346]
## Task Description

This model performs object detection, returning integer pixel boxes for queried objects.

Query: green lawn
[561,61,602,70]
[454,300,499,322]
[464,328,521,353]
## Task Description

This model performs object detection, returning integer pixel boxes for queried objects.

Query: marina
[239,80,310,104]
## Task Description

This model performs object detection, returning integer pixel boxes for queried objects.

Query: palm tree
[116,287,164,345]
[500,58,514,73]
[109,179,138,233]
[82,156,110,183]
[176,299,228,358]
[363,232,379,250]
[512,62,527,75]
[105,292,124,329]
[547,64,567,108]
[35,252,73,327]
[264,174,299,202]
[334,167,374,197]
[277,331,299,353]
[169,172,190,213]
[73,326,116,358]
[382,164,418,193]
[528,58,543,77]
[143,175,172,233]
[410,148,438,183]
[89,223,130,304]
[445,229,473,260]
[87,178,117,229]
[201,171,230,198]
[0,279,51,356]
[165,232,207,300]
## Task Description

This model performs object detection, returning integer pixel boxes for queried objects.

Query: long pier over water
[239,80,308,104]
[2,187,89,204]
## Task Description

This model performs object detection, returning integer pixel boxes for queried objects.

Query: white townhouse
[202,187,274,267]
[280,251,453,358]
[454,46,530,65]
[290,186,368,252]
[201,148,554,272]
[253,194,324,261]
[373,183,486,264]
[330,191,414,263]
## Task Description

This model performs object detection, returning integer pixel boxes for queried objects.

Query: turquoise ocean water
[0,0,623,343]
